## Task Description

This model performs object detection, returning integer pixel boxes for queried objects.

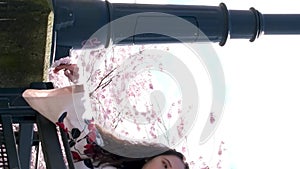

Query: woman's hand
[54,64,79,83]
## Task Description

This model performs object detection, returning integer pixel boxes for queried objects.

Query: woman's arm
[54,64,79,83]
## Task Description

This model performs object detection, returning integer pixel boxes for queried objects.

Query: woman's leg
[22,85,84,123]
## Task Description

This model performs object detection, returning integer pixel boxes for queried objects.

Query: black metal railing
[0,82,73,169]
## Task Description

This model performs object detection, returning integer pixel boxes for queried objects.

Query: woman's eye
[162,161,168,169]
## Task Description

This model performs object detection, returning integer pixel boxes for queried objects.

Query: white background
[109,0,300,168]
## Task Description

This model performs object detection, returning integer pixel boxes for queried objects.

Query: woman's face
[142,155,185,169]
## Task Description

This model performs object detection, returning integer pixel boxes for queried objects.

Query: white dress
[22,85,168,168]
[22,44,221,169]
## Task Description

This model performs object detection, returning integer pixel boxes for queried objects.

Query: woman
[23,63,190,169]
[75,147,189,169]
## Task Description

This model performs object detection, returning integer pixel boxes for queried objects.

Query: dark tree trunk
[0,0,50,87]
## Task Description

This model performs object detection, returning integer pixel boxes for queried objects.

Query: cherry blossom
[49,43,227,168]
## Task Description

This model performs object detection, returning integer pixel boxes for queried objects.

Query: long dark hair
[83,144,189,169]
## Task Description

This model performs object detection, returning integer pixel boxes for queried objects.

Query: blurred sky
[108,0,300,168]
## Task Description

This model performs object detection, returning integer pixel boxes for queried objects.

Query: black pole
[51,0,300,59]
[263,14,300,34]
[108,3,229,46]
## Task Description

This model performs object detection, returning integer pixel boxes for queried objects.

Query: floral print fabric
[24,43,228,168]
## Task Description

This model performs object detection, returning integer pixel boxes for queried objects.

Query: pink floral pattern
[49,43,227,168]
